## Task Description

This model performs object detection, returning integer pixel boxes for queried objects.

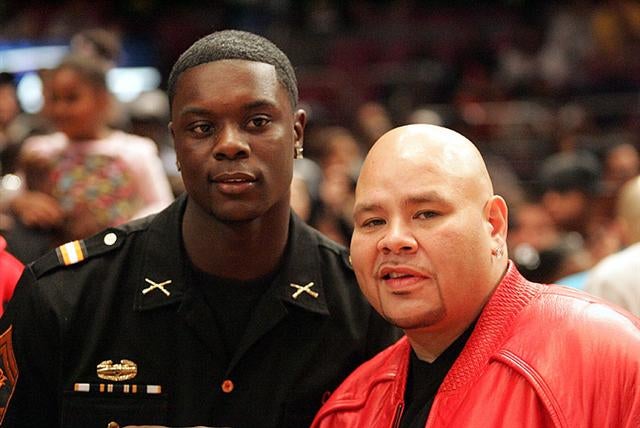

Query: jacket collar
[132,194,188,311]
[133,194,329,316]
[439,262,542,393]
[273,213,329,315]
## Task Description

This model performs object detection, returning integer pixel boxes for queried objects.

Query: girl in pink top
[11,55,173,245]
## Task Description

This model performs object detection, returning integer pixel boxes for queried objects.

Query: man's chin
[384,308,446,331]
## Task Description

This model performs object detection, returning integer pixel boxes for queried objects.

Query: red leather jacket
[312,264,640,428]
[0,235,23,317]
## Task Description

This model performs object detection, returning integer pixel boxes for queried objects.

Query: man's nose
[213,125,250,160]
[377,221,418,254]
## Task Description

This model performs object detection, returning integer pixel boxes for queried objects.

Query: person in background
[536,149,620,286]
[0,234,23,317]
[69,27,129,129]
[0,29,399,427]
[5,55,174,262]
[304,126,363,246]
[585,175,640,316]
[0,73,31,176]
[127,89,185,197]
[354,101,394,152]
[537,150,602,240]
[312,124,640,427]
[507,199,595,285]
[0,72,51,232]
[601,142,640,198]
[69,27,122,71]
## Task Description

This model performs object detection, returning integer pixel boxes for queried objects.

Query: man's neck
[406,325,470,363]
[182,198,290,281]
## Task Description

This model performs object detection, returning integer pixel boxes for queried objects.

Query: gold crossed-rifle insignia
[142,278,172,296]
[290,282,318,299]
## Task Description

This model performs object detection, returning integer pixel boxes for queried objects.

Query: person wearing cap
[0,30,399,427]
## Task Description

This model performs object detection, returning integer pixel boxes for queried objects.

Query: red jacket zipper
[391,402,404,428]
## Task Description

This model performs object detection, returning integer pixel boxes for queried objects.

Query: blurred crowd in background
[0,0,639,294]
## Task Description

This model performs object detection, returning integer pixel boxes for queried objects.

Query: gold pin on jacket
[142,278,172,296]
[96,359,138,382]
[290,282,319,299]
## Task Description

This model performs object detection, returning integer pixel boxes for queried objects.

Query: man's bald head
[358,124,495,206]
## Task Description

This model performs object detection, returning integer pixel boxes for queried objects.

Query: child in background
[8,55,174,260]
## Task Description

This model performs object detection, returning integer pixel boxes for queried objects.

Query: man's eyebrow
[177,106,210,117]
[403,191,448,205]
[244,99,278,110]
[353,201,383,217]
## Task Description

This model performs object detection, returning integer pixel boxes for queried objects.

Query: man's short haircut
[167,29,298,110]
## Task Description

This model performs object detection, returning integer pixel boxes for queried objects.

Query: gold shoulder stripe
[56,240,88,266]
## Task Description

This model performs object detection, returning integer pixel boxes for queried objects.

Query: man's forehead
[179,59,277,81]
[171,60,284,112]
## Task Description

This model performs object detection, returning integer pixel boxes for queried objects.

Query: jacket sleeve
[0,267,61,427]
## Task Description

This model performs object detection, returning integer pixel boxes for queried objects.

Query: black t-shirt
[399,324,475,428]
[190,266,274,361]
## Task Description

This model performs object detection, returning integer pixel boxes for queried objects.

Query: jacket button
[103,232,117,246]
[221,379,234,393]
[107,422,120,428]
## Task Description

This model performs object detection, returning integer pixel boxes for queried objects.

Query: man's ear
[293,108,307,155]
[486,195,508,246]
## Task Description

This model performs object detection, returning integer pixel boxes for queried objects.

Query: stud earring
[492,246,504,259]
[175,160,182,172]
[294,145,304,160]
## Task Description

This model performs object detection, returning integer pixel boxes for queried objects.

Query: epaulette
[30,228,127,278]
[311,223,353,271]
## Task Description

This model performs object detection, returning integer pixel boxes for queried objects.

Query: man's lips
[212,171,257,182]
[211,172,257,194]
[377,266,428,292]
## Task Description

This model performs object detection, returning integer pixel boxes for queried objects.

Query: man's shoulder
[506,283,640,364]
[495,284,640,422]
[298,220,352,271]
[30,216,151,279]
[518,284,638,333]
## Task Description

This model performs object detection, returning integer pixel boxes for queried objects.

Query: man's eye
[190,124,213,135]
[415,211,438,219]
[361,218,385,228]
[248,116,271,128]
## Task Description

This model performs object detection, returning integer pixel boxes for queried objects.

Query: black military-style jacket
[0,195,400,427]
